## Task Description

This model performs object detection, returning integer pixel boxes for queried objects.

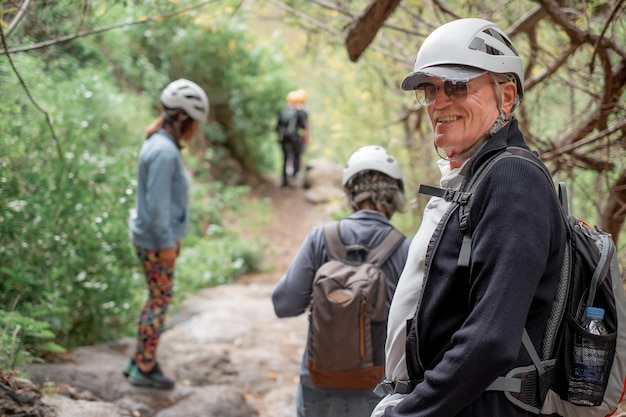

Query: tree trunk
[345,0,401,62]
[602,168,626,246]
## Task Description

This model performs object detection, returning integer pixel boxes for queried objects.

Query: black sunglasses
[414,81,503,106]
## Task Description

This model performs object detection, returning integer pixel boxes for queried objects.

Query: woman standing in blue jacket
[272,145,412,417]
[124,79,209,389]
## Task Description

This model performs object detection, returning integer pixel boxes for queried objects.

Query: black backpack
[307,221,405,390]
[277,107,300,144]
[420,147,626,416]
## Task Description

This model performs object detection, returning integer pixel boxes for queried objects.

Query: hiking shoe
[122,357,135,378]
[127,362,175,389]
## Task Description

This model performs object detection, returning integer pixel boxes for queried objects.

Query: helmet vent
[479,28,519,56]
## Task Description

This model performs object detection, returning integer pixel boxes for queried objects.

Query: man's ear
[502,82,517,114]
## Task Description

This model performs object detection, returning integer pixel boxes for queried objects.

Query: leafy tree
[263,0,626,249]
[0,0,279,367]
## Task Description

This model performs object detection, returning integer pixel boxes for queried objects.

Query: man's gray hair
[344,170,406,217]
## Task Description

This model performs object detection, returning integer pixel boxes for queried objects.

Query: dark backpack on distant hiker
[277,107,301,144]
[308,221,405,390]
[420,146,626,416]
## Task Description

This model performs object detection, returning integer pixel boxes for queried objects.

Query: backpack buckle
[450,190,471,205]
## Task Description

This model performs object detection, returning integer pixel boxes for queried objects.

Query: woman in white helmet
[126,79,209,389]
[272,145,412,417]
[373,18,566,417]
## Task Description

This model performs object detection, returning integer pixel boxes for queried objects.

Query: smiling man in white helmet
[373,18,567,417]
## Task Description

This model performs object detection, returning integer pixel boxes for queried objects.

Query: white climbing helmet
[160,78,210,121]
[342,145,404,189]
[401,18,524,100]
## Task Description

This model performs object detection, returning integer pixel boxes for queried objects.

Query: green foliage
[0,308,64,373]
[94,8,292,178]
[176,233,263,293]
[173,181,265,300]
[5,0,622,374]
[0,13,270,367]
[167,25,290,176]
[0,52,146,350]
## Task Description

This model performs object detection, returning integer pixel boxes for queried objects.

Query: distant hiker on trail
[272,145,411,417]
[126,78,209,389]
[276,89,309,187]
[372,18,567,417]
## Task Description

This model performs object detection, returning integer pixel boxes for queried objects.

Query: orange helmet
[286,90,298,103]
[294,89,308,103]
[287,89,308,104]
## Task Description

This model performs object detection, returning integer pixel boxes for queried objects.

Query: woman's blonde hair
[145,114,165,139]
[144,112,197,142]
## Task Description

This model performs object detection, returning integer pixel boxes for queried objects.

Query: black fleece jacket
[383,119,567,417]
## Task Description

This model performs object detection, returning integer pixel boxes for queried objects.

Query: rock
[304,185,345,204]
[0,372,54,417]
[153,385,257,417]
[302,158,345,206]
[302,158,343,190]
[18,183,326,417]
[42,396,125,417]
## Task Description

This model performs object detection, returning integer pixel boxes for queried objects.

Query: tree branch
[542,119,626,160]
[0,0,217,55]
[0,16,65,171]
[266,0,410,63]
[345,0,401,62]
[525,43,578,91]
[4,0,32,39]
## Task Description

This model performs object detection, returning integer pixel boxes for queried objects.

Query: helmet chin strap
[435,74,510,163]
[435,134,488,163]
[488,74,510,136]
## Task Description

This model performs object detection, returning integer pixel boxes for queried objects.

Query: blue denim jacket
[129,129,189,250]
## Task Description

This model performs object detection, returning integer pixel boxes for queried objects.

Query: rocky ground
[5,161,625,417]
[2,166,345,417]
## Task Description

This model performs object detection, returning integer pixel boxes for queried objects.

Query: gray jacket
[129,129,189,250]
[272,210,412,393]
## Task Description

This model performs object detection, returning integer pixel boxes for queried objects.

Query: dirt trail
[23,178,337,417]
[166,178,337,416]
[237,179,332,284]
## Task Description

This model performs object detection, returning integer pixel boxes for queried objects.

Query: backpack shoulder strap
[287,108,299,132]
[457,147,555,267]
[323,221,347,261]
[323,221,404,266]
[366,228,406,267]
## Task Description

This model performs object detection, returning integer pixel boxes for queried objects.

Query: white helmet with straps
[401,18,524,100]
[342,145,404,189]
[160,78,209,121]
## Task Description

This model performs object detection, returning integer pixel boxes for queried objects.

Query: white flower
[7,200,26,212]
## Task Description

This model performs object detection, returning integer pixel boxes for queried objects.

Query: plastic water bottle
[568,306,610,405]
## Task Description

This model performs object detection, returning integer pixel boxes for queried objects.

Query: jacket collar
[460,118,529,178]
[348,209,392,224]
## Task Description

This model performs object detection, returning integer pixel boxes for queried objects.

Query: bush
[0,5,280,371]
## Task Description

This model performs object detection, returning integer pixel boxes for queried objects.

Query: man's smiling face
[426,73,501,163]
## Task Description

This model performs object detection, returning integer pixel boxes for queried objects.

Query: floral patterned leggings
[133,246,174,372]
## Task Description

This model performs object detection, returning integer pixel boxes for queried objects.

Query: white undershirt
[371,159,464,417]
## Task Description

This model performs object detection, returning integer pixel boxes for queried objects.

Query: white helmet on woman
[342,145,404,190]
[401,18,524,100]
[160,78,210,121]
